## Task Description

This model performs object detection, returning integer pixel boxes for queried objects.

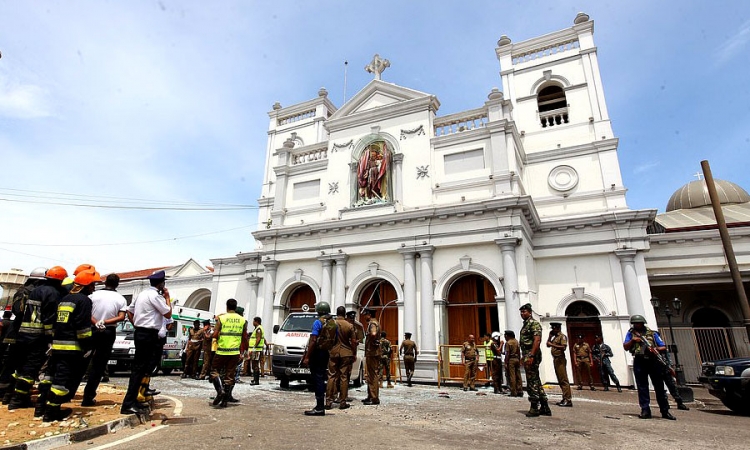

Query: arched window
[537,85,568,128]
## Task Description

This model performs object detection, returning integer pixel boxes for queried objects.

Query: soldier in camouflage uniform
[519,303,551,417]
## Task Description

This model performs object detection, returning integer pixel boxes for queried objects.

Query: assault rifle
[633,331,676,378]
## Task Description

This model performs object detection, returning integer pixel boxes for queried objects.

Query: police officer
[249,317,265,385]
[399,332,418,387]
[592,335,621,392]
[361,308,381,405]
[546,322,572,406]
[43,269,99,422]
[121,270,172,415]
[504,330,523,397]
[623,315,675,420]
[461,334,478,391]
[183,320,204,379]
[573,335,595,390]
[519,303,551,417]
[210,298,248,407]
[9,266,68,411]
[489,332,505,394]
[325,306,355,410]
[198,320,213,380]
[302,302,332,415]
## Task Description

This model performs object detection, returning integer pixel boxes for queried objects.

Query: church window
[537,85,569,127]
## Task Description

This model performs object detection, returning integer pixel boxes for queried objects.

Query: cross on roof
[693,172,704,181]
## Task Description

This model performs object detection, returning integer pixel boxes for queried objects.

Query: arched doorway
[286,284,316,315]
[692,307,734,361]
[358,279,398,343]
[565,300,603,386]
[446,274,498,345]
[185,288,211,311]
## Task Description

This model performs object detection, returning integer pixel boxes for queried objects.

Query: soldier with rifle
[623,315,675,420]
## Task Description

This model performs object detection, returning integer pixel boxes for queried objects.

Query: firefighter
[8,266,68,411]
[43,269,98,422]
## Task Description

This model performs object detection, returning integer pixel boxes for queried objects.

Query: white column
[398,249,418,337]
[332,254,348,310]
[615,249,645,317]
[496,238,522,334]
[246,276,260,319]
[319,258,333,305]
[261,260,279,330]
[418,246,436,355]
[393,153,404,205]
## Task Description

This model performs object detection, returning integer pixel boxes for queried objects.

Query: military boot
[219,386,232,408]
[525,401,540,417]
[253,373,260,386]
[7,378,33,410]
[34,382,52,418]
[212,377,224,406]
[136,376,153,404]
[539,400,552,416]
[676,400,689,411]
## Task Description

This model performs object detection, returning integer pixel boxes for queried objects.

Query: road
[65,375,749,450]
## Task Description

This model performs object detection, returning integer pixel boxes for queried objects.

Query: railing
[539,107,569,128]
[660,327,750,383]
[512,40,580,65]
[278,109,316,126]
[434,108,489,137]
[291,146,327,165]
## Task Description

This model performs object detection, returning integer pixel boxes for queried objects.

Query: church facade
[210,13,658,384]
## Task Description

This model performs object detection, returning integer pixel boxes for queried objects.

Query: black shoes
[362,399,380,405]
[616,386,622,393]
[556,400,573,407]
[662,412,677,420]
[304,408,325,416]
[469,388,478,392]
[677,402,690,411]
[81,398,96,407]
[638,409,652,419]
[590,386,596,391]
[120,405,145,415]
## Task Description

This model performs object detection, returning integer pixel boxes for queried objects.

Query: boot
[493,386,499,394]
[212,377,224,406]
[228,385,239,403]
[253,373,260,386]
[539,400,552,416]
[136,376,153,404]
[676,401,689,411]
[525,401,540,417]
[34,383,51,418]
[42,393,72,423]
[8,378,33,410]
[616,385,622,393]
[219,386,232,408]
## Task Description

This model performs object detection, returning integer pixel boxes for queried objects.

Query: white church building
[209,13,659,384]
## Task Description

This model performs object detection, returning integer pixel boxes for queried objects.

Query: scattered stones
[29,431,37,436]
[7,423,19,428]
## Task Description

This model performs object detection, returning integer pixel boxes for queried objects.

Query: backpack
[316,315,338,351]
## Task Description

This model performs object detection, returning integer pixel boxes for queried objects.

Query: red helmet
[45,266,68,281]
[74,269,101,286]
[74,263,96,276]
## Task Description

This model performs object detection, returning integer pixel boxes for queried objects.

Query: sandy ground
[0,385,126,446]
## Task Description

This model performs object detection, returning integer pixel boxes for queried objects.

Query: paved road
[66,375,749,450]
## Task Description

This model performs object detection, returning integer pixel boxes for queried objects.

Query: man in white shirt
[82,274,127,406]
[121,270,171,415]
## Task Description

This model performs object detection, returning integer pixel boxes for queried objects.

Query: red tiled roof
[115,266,171,281]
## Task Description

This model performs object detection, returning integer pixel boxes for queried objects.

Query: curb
[1,414,140,450]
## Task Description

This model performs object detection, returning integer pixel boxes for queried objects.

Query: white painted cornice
[325,96,439,133]
[268,96,337,119]
[525,138,618,164]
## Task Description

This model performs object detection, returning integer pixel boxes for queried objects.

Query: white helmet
[491,331,502,340]
[29,267,48,280]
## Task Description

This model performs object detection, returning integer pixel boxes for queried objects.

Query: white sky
[1,1,749,274]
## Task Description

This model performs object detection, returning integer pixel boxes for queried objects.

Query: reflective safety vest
[484,340,494,360]
[250,325,265,352]
[216,312,246,356]
[51,293,93,352]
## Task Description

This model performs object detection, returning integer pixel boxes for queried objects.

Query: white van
[271,312,364,389]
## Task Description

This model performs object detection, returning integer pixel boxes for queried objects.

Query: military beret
[147,270,166,280]
[236,306,245,315]
[345,311,357,318]
[519,303,533,311]
[550,322,562,328]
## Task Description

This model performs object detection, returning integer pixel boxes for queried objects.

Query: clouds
[0,81,52,119]
[715,19,750,66]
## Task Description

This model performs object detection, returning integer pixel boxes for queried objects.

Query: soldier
[573,335,596,390]
[489,332,505,394]
[399,332,418,386]
[210,298,248,408]
[249,317,265,385]
[504,330,523,397]
[546,322,573,406]
[183,320,204,379]
[325,306,355,410]
[519,303,551,417]
[623,315,675,420]
[380,331,393,388]
[198,320,213,380]
[461,334,478,391]
[592,335,621,392]
[361,308,381,405]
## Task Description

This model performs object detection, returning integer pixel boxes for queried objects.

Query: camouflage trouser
[525,359,547,403]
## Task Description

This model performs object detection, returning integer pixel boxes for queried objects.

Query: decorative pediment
[328,79,437,121]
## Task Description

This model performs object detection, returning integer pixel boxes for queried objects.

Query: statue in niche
[355,141,390,206]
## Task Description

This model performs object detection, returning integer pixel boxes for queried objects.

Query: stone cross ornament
[365,54,390,80]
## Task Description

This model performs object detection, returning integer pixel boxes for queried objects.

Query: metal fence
[660,327,750,383]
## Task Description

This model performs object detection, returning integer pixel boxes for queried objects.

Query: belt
[190,339,201,343]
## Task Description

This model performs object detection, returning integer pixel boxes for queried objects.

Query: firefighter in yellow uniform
[210,298,248,408]
[249,317,264,385]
